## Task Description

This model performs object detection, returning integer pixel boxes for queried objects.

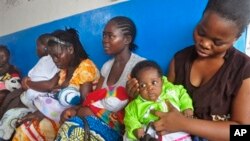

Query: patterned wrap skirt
[12,118,59,141]
[56,116,122,141]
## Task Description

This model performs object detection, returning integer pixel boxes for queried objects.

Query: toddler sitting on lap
[123,60,193,141]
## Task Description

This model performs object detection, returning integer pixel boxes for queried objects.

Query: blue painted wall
[0,0,246,76]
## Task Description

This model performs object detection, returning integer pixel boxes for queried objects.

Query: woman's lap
[56,116,122,141]
[0,88,24,118]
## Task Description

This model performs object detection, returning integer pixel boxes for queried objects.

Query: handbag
[80,116,91,141]
[55,116,91,141]
[139,122,158,141]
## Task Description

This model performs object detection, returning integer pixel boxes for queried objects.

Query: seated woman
[56,16,145,141]
[0,45,21,106]
[0,33,58,116]
[126,0,250,140]
[0,33,58,140]
[11,28,100,141]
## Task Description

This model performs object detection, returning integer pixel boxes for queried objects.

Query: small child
[21,33,59,111]
[124,60,193,141]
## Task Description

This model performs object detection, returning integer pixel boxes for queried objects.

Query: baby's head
[131,60,163,101]
[36,33,53,58]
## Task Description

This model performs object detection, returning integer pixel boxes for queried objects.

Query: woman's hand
[60,106,78,124]
[76,106,94,118]
[152,102,186,135]
[21,77,31,90]
[17,111,44,127]
[126,75,139,98]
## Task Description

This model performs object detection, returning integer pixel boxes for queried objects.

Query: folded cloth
[33,87,81,122]
[56,86,81,107]
[83,86,129,132]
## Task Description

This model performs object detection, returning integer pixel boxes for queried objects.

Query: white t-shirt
[28,55,58,81]
[21,55,59,110]
[101,53,146,88]
[95,53,145,112]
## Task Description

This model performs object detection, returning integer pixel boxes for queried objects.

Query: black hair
[131,60,162,79]
[108,16,137,51]
[48,28,88,67]
[37,33,52,46]
[204,0,250,35]
[0,45,10,58]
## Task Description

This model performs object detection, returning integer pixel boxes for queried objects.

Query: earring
[43,47,48,54]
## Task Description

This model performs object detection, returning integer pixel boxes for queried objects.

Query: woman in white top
[57,16,146,141]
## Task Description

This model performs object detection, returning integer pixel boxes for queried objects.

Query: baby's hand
[135,128,145,139]
[51,88,60,94]
[183,108,193,118]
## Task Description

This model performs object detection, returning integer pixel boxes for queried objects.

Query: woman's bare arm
[79,82,93,102]
[167,58,175,82]
[95,76,104,90]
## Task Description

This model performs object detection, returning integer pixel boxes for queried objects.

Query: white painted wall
[0,0,126,36]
